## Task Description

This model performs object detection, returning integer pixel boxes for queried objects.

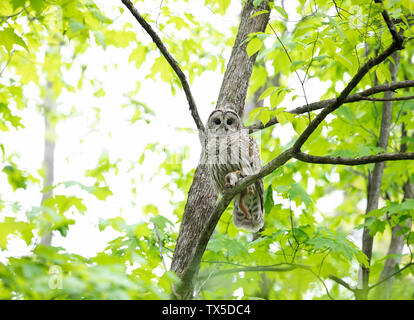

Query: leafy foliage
[0,0,413,300]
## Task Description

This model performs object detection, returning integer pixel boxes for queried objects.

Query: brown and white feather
[205,109,264,232]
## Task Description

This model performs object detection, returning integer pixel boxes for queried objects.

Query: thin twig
[268,23,311,121]
[329,274,355,292]
[355,95,414,101]
[0,51,14,77]
[374,0,405,47]
[121,0,205,132]
[194,262,221,298]
[198,263,310,280]
[303,31,319,84]
[369,262,414,291]
[0,6,28,20]
[309,269,335,300]
[154,223,167,270]
[295,151,414,166]
[289,204,299,264]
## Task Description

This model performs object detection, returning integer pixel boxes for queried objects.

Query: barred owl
[205,108,264,233]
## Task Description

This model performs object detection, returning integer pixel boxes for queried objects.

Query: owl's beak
[222,127,227,133]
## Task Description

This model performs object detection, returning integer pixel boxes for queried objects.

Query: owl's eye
[214,118,221,125]
[226,119,233,125]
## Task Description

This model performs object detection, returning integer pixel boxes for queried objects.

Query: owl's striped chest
[205,132,253,193]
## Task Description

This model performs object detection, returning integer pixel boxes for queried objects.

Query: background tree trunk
[357,51,400,299]
[40,81,56,246]
[374,121,413,299]
[170,0,270,299]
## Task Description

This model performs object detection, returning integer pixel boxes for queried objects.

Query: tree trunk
[357,51,400,299]
[374,121,413,299]
[170,0,270,299]
[40,81,56,246]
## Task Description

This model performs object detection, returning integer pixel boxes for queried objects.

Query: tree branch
[121,0,205,132]
[374,0,405,48]
[329,274,355,292]
[294,151,414,166]
[370,262,414,292]
[154,223,167,270]
[199,264,305,279]
[0,6,28,20]
[247,80,414,132]
[356,95,414,101]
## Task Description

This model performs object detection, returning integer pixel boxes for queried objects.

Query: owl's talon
[225,172,240,188]
[247,185,255,194]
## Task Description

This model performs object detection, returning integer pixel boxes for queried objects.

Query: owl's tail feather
[238,194,252,220]
[233,193,264,233]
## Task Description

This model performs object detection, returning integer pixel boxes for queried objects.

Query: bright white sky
[0,1,351,266]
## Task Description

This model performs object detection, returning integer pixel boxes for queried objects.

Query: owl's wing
[255,178,264,213]
[247,135,263,209]
[248,135,261,173]
[231,134,264,233]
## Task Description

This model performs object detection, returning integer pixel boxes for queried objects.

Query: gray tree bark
[40,81,56,246]
[357,51,400,299]
[170,0,270,299]
[374,122,413,299]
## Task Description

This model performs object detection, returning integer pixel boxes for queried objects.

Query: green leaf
[276,110,294,126]
[207,234,248,256]
[269,90,286,108]
[2,165,28,191]
[167,16,190,30]
[129,46,147,69]
[143,204,159,215]
[218,0,231,15]
[246,37,263,57]
[148,56,173,82]
[290,60,306,71]
[250,10,269,19]
[336,54,353,72]
[253,0,264,7]
[273,5,288,19]
[257,108,272,125]
[291,116,308,134]
[30,0,45,14]
[93,186,113,200]
[94,31,106,49]
[151,215,173,230]
[247,106,264,122]
[0,218,34,249]
[307,228,363,263]
[0,28,29,53]
[69,19,86,33]
[336,105,355,122]
[288,183,312,207]
[258,86,278,101]
[275,185,289,194]
[376,63,391,84]
[406,232,414,245]
[293,226,310,243]
[264,185,274,214]
[59,181,112,201]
